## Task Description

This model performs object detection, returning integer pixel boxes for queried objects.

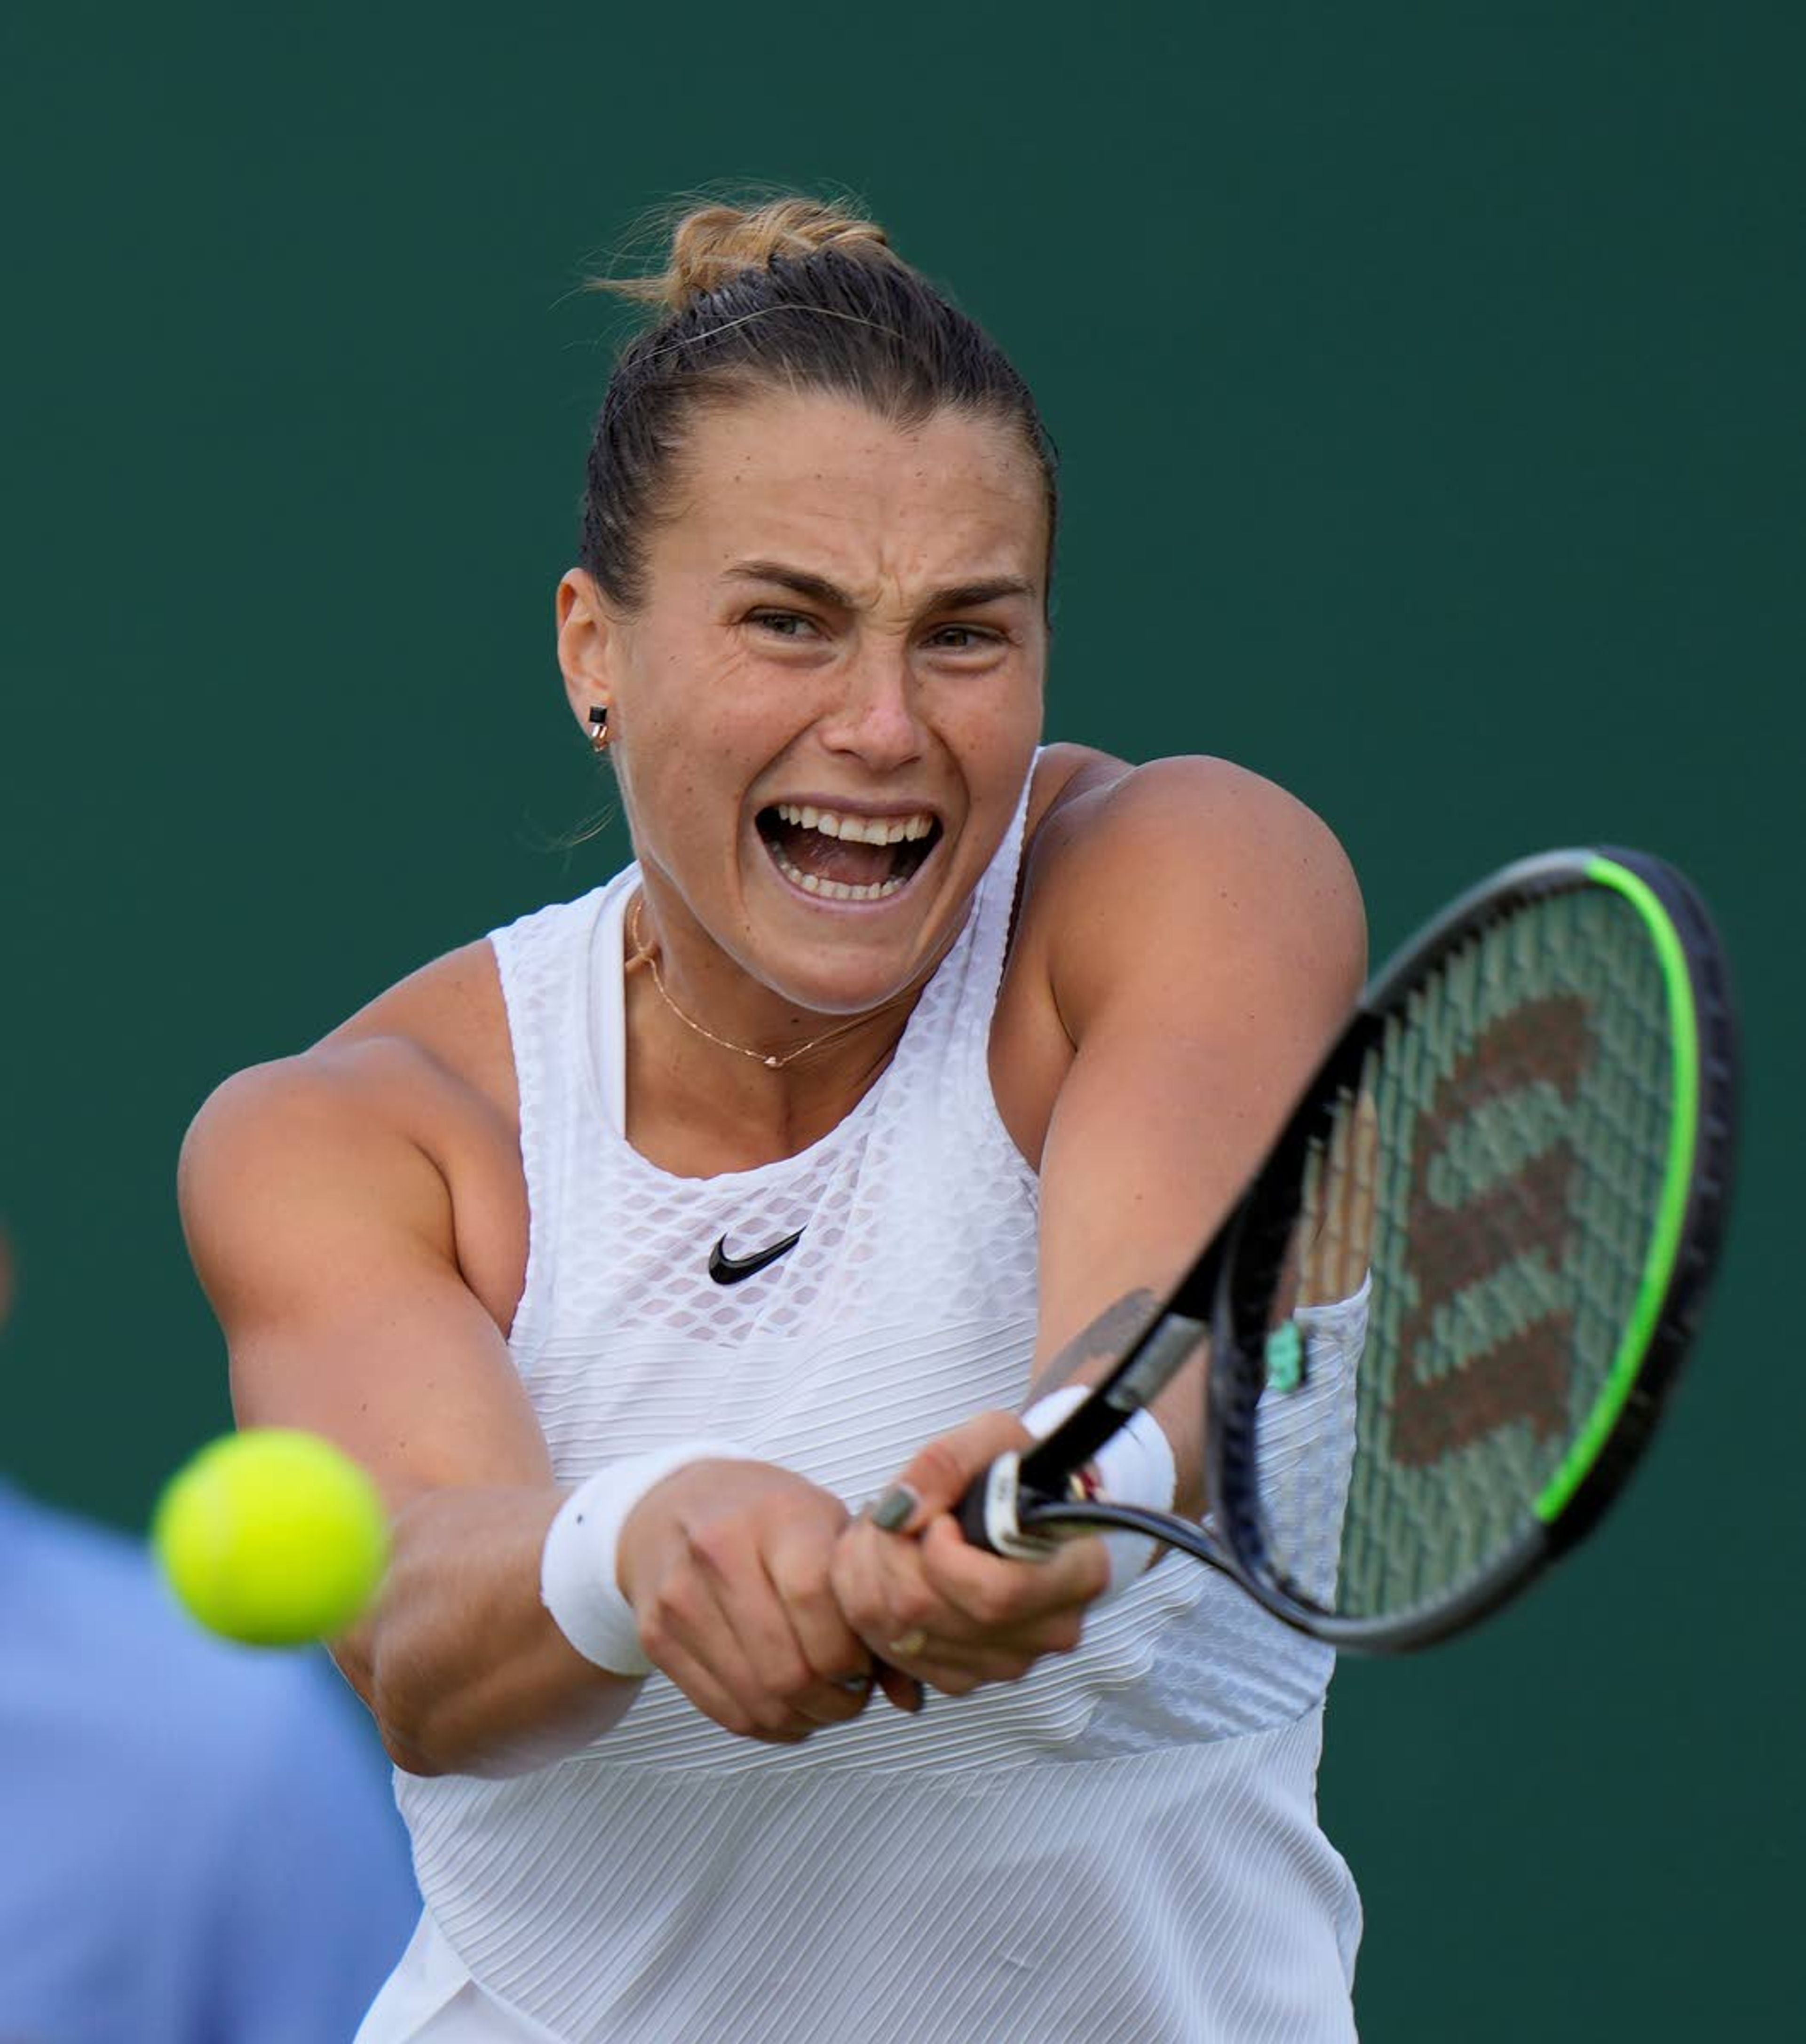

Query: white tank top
[372,778,1364,2043]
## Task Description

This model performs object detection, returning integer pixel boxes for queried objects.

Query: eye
[747,609,821,640]
[924,623,1006,654]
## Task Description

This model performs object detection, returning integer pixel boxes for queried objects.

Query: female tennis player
[180,197,1369,2043]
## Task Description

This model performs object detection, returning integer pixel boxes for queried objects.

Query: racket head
[1208,846,1738,1651]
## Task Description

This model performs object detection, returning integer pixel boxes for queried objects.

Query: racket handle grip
[956,1468,999,1551]
[957,1452,1061,1561]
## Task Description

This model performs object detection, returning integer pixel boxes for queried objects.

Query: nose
[815,642,926,772]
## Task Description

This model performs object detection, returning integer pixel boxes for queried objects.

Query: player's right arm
[178,1040,879,1775]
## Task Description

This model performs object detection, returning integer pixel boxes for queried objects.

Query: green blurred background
[3,3,1798,2035]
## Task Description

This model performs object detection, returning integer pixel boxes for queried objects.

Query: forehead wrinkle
[661,396,1046,611]
[713,471,1041,605]
[722,560,1037,618]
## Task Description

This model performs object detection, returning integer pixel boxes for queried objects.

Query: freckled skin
[554,391,1049,1049]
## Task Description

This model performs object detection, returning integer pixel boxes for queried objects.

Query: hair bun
[619,197,895,313]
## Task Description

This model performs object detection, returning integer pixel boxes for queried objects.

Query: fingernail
[880,1669,926,1713]
[867,1484,920,1533]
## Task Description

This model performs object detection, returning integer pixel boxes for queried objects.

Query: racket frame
[997,845,1736,1653]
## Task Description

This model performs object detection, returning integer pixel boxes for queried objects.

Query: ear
[555,569,621,734]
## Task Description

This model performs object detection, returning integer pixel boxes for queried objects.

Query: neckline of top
[586,767,1036,1190]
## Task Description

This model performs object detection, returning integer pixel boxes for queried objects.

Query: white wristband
[1022,1389,1178,1602]
[540,1441,759,1675]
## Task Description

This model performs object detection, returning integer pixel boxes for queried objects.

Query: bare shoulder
[184,938,517,1203]
[180,939,528,1337]
[1022,754,1366,1027]
[994,755,1364,1166]
[323,939,517,1107]
[1023,740,1134,834]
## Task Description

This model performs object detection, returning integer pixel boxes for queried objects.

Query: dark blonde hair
[580,196,1058,608]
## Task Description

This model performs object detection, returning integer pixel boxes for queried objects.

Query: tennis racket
[958,846,1738,1651]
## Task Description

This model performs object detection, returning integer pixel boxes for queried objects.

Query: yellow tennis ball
[152,1428,389,1647]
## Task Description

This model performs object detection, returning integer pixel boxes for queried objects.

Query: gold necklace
[628,896,908,1072]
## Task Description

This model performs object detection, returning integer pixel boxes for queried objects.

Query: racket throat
[1109,1310,1211,1410]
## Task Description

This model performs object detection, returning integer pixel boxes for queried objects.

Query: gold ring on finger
[887,1629,928,1660]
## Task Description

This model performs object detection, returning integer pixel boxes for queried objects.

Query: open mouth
[755,803,943,903]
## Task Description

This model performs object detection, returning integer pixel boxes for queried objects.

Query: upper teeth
[775,804,935,845]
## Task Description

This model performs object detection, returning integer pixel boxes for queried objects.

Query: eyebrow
[723,560,1037,613]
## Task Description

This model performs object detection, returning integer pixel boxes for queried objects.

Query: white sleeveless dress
[357,776,1364,2043]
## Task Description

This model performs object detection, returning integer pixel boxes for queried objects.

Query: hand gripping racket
[958,847,1738,1651]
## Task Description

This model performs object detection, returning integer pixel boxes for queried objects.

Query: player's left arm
[832,756,1365,1688]
[1015,754,1366,1507]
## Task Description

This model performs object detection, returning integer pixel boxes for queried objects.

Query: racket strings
[1246,885,1679,1624]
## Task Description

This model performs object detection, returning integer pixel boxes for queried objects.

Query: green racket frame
[1002,847,1738,1654]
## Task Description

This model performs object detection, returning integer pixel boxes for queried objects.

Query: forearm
[346,1484,640,1779]
[1025,1287,1206,1518]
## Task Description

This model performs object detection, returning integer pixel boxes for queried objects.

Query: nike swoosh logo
[708,1227,805,1286]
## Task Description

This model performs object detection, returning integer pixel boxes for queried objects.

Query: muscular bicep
[178,1051,553,1512]
[1024,759,1366,1474]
